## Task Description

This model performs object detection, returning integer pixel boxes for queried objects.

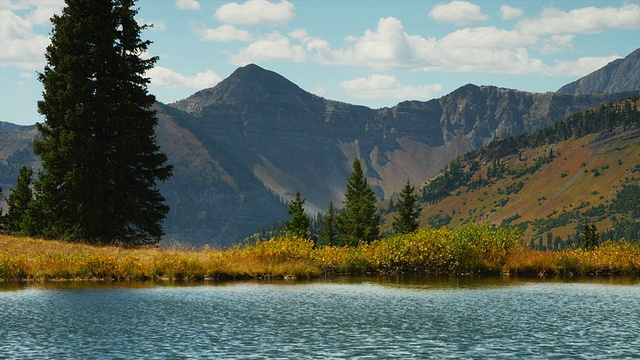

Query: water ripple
[1,280,638,359]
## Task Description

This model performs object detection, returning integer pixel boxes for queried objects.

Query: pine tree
[318,201,338,246]
[284,190,310,238]
[33,0,172,245]
[392,179,422,234]
[582,221,599,250]
[5,166,34,233]
[337,158,380,246]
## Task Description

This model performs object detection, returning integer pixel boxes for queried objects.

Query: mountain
[0,121,26,132]
[390,97,640,248]
[153,64,636,245]
[558,48,640,94]
[2,60,639,245]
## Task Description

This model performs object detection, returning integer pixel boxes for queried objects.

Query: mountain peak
[225,63,305,94]
[558,48,640,94]
[169,63,311,114]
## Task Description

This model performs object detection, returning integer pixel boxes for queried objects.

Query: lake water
[1,276,639,359]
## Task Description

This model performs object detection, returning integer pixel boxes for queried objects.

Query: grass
[1,224,639,281]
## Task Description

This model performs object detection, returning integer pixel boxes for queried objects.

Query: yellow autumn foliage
[1,224,638,281]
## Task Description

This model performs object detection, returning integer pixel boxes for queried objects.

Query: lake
[1,276,639,359]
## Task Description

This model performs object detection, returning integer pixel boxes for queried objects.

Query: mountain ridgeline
[400,97,640,248]
[558,48,640,95]
[1,50,640,245]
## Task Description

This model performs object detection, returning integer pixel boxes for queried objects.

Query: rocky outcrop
[558,48,640,94]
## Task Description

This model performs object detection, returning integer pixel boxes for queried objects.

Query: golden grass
[1,225,638,282]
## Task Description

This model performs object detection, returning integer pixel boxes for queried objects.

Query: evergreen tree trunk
[33,0,172,245]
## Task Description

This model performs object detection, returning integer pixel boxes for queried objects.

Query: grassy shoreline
[1,224,639,282]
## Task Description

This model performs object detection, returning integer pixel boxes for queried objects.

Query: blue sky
[1,0,639,125]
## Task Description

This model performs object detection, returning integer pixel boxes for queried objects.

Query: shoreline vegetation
[1,224,638,282]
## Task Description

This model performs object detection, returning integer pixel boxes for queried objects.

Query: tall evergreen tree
[284,190,310,238]
[337,158,380,246]
[582,221,599,250]
[392,179,422,234]
[5,166,34,233]
[33,0,172,244]
[318,201,338,246]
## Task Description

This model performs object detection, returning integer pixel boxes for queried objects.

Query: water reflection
[1,275,639,359]
[1,274,638,292]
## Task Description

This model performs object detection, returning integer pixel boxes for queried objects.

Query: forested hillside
[384,97,640,248]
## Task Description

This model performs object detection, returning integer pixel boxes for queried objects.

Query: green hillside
[383,97,640,249]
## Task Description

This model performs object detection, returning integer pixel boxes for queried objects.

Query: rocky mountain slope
[390,97,640,248]
[558,48,640,94]
[2,54,639,245]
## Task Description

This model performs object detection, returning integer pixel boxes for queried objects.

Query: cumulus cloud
[428,1,488,26]
[214,0,295,26]
[549,55,621,76]
[302,17,436,70]
[295,17,544,75]
[225,32,306,66]
[439,26,537,50]
[1,0,65,25]
[340,74,443,100]
[175,0,200,10]
[147,66,222,89]
[195,24,253,42]
[312,86,327,96]
[537,34,574,55]
[516,3,640,35]
[0,9,50,69]
[499,5,523,20]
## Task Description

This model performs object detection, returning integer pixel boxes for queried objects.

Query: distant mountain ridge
[151,63,636,244]
[393,97,640,248]
[558,48,640,94]
[2,50,640,245]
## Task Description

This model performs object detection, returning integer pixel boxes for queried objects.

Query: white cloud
[549,55,621,76]
[340,74,443,100]
[297,18,545,75]
[439,26,537,50]
[214,0,295,26]
[499,5,523,20]
[195,24,253,42]
[225,32,306,66]
[517,3,640,36]
[0,9,50,69]
[302,17,434,70]
[0,0,65,25]
[175,0,200,10]
[428,1,488,26]
[147,66,222,89]
[313,86,327,96]
[537,34,574,55]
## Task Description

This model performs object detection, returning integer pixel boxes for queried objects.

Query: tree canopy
[318,201,338,246]
[392,179,422,234]
[284,190,310,238]
[337,159,380,245]
[32,0,172,245]
[4,166,33,234]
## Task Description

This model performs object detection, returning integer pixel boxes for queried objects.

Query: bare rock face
[558,48,640,95]
[2,60,639,245]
